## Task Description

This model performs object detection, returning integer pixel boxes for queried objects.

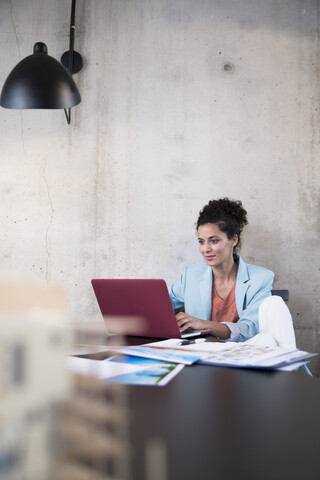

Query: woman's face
[197,223,238,268]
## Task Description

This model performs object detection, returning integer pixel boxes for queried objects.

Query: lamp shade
[0,42,81,109]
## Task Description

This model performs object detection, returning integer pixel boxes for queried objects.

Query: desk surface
[72,326,320,480]
[128,364,320,480]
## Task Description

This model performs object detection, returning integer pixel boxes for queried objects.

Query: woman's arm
[236,269,274,342]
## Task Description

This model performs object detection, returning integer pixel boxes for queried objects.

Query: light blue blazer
[169,255,274,342]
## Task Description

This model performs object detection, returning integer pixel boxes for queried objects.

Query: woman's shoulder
[238,256,274,279]
[182,262,211,277]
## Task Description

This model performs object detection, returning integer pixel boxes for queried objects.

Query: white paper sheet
[68,345,111,356]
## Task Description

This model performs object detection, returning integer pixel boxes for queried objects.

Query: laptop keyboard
[181,327,205,338]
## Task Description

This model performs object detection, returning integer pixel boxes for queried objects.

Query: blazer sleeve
[237,269,274,342]
[168,267,188,312]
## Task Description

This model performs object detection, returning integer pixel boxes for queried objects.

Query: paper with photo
[103,355,184,386]
[66,356,103,376]
[66,355,183,386]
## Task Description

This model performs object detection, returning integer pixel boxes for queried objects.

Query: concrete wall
[0,1,319,374]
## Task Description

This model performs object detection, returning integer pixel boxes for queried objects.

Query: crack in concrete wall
[10,0,21,59]
[42,163,54,282]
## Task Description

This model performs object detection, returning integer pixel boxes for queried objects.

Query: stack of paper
[137,339,317,370]
[108,343,213,365]
[67,339,317,387]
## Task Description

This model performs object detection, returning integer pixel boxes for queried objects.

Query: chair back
[271,289,289,301]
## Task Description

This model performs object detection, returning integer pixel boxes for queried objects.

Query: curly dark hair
[196,198,248,252]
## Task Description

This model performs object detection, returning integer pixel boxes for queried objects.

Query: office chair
[271,289,289,301]
[267,291,312,376]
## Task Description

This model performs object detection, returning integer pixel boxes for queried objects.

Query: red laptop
[91,279,210,339]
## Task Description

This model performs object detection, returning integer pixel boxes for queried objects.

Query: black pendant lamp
[0,0,82,125]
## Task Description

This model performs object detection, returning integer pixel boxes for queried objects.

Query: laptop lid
[91,279,207,339]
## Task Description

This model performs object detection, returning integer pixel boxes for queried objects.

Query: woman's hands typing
[176,312,231,339]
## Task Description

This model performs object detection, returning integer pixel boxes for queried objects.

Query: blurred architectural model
[57,374,130,480]
[0,278,130,480]
[0,278,69,480]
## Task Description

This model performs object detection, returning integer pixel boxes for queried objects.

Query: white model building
[0,279,69,480]
[0,278,130,480]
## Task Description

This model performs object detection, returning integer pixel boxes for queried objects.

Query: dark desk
[128,364,320,480]
[72,326,320,480]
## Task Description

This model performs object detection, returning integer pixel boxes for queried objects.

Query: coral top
[210,283,239,324]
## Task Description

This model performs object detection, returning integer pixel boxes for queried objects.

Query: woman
[169,198,275,343]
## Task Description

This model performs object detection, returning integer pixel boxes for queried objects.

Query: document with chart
[197,343,317,369]
[140,339,317,370]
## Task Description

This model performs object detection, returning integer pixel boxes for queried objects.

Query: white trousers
[244,296,312,376]
[244,296,297,349]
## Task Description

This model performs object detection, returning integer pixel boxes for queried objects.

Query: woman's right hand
[176,311,211,333]
[176,312,231,339]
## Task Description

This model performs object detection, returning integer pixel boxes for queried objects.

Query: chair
[268,291,312,376]
[271,289,289,301]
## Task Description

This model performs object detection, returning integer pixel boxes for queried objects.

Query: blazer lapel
[235,256,250,315]
[199,266,213,320]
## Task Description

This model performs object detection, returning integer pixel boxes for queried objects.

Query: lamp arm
[64,0,79,125]
[69,0,76,76]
